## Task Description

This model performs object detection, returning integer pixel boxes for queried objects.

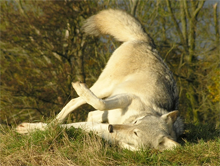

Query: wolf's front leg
[72,81,132,111]
[16,122,47,134]
[72,81,103,109]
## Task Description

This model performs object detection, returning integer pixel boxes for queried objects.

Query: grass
[0,122,219,166]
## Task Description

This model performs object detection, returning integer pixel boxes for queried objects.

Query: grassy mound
[0,122,219,165]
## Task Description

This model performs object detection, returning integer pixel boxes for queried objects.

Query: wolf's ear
[161,110,179,124]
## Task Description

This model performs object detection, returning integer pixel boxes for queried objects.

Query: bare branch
[180,1,188,46]
[183,0,191,19]
[213,3,219,48]
[192,0,205,18]
[130,0,139,16]
[166,0,188,52]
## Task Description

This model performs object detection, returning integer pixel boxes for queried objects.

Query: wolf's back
[82,9,152,43]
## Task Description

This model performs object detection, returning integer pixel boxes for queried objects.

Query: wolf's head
[108,111,181,151]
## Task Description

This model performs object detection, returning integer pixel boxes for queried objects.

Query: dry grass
[0,123,219,165]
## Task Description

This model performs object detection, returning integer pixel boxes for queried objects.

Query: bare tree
[0,0,100,124]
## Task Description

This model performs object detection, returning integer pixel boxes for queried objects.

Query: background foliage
[0,0,219,128]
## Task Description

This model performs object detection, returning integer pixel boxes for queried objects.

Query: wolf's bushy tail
[82,9,153,44]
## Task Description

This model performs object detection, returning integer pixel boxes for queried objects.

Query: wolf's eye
[134,131,138,136]
[159,140,164,146]
[158,137,165,146]
[134,121,137,124]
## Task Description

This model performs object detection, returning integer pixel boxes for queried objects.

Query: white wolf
[16,9,184,151]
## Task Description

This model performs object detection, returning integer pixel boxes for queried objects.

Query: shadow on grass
[179,122,219,145]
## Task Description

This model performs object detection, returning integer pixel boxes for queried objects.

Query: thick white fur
[16,9,183,151]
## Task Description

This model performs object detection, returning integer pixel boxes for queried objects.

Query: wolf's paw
[16,122,46,134]
[72,81,89,97]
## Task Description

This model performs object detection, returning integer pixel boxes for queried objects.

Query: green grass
[0,122,219,166]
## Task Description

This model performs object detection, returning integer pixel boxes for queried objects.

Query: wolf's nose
[108,124,114,133]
